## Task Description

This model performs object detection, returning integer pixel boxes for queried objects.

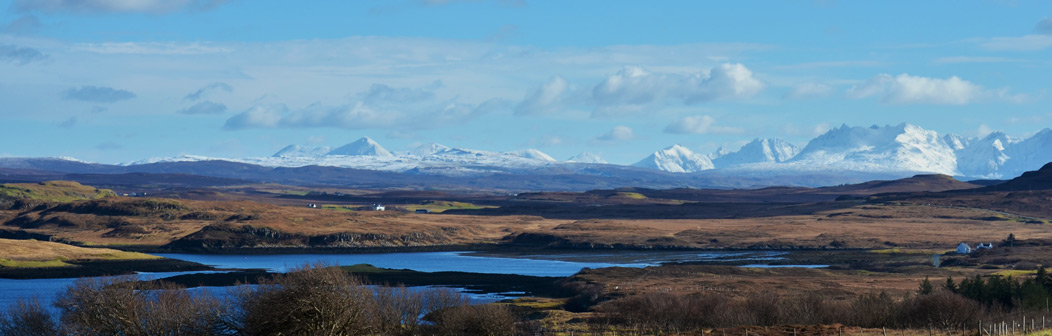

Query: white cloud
[585,63,764,117]
[977,124,994,138]
[979,35,1052,51]
[14,0,229,14]
[593,126,635,143]
[683,63,764,103]
[784,82,833,100]
[663,115,744,135]
[224,83,503,131]
[592,66,672,107]
[223,104,287,130]
[515,76,573,116]
[846,73,993,105]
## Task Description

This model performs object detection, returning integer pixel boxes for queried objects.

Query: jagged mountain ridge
[632,145,714,173]
[712,138,800,168]
[8,124,1052,184]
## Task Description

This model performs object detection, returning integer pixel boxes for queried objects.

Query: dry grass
[0,181,116,202]
[5,197,1052,251]
[518,204,1052,249]
[0,238,159,268]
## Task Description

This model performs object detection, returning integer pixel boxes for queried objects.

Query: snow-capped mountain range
[106,123,1052,180]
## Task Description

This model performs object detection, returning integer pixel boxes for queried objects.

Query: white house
[374,204,386,211]
[957,242,972,254]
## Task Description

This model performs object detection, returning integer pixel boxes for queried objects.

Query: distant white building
[307,203,318,208]
[374,204,385,211]
[976,243,994,250]
[957,242,972,254]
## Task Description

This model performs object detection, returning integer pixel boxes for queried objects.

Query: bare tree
[54,275,227,336]
[374,285,423,336]
[432,304,517,336]
[237,263,377,336]
[0,298,59,336]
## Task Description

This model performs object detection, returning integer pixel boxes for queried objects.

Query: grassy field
[0,181,116,202]
[397,200,497,213]
[0,238,159,268]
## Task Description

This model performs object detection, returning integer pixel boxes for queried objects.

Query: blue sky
[1,0,1051,164]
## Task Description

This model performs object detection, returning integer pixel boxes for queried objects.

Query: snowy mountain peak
[566,152,607,164]
[633,145,714,173]
[508,149,556,162]
[272,145,332,158]
[943,134,970,151]
[326,137,393,157]
[712,138,800,168]
[410,143,452,156]
[789,123,958,175]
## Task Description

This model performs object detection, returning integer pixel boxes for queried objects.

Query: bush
[431,304,517,336]
[236,263,376,336]
[54,275,227,335]
[0,298,59,336]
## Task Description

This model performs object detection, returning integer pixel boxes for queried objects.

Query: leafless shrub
[54,275,227,335]
[0,298,59,336]
[846,292,898,327]
[900,291,983,330]
[424,287,469,315]
[779,293,845,325]
[236,263,376,336]
[374,285,423,336]
[744,291,781,326]
[432,304,517,336]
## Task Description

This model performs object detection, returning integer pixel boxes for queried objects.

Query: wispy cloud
[179,101,228,115]
[63,86,136,103]
[185,82,233,101]
[978,35,1052,51]
[76,42,232,55]
[845,73,1021,105]
[13,0,230,14]
[1036,16,1052,35]
[591,126,635,145]
[224,82,505,131]
[933,56,1027,64]
[0,44,47,65]
[3,15,41,35]
[773,60,884,70]
[518,63,764,118]
[664,115,744,135]
[784,82,833,100]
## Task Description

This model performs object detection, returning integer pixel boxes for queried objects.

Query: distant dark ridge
[966,179,1007,187]
[982,162,1052,192]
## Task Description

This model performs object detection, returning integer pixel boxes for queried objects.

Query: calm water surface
[0,250,820,312]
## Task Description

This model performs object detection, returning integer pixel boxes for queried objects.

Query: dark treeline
[592,271,1052,335]
[592,290,990,334]
[940,267,1052,310]
[0,264,521,336]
